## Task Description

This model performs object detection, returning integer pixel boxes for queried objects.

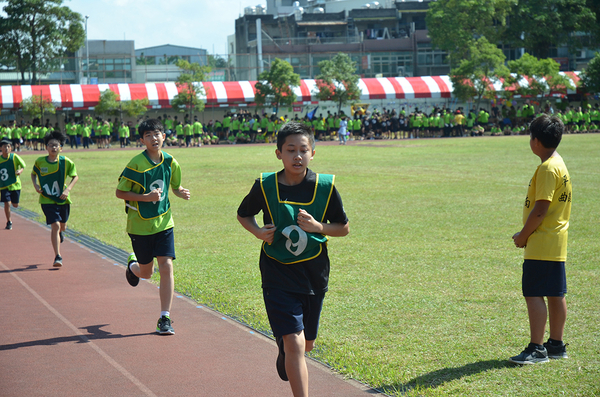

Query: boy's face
[1,143,11,157]
[141,130,165,151]
[276,134,315,179]
[46,139,62,157]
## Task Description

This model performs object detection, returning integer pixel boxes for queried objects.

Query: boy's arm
[31,173,42,194]
[172,186,190,200]
[237,214,277,244]
[297,209,349,237]
[60,175,79,201]
[512,200,550,248]
[115,188,162,203]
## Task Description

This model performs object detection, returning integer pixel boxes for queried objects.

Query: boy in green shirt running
[116,119,190,335]
[30,130,79,267]
[0,138,26,230]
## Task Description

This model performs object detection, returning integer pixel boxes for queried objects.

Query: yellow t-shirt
[116,151,182,236]
[523,154,571,261]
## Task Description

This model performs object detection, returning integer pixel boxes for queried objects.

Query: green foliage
[254,58,300,114]
[95,89,148,120]
[22,94,56,121]
[315,53,361,114]
[580,52,600,94]
[504,0,596,59]
[0,0,85,83]
[450,37,508,109]
[505,53,574,98]
[171,59,209,120]
[207,54,229,69]
[426,0,514,66]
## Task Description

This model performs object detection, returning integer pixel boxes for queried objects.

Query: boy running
[116,119,190,335]
[0,138,26,230]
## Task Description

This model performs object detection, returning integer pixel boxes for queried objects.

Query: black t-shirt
[237,169,348,295]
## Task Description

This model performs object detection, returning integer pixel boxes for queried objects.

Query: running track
[1,211,382,396]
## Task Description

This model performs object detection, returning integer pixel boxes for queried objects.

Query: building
[76,40,136,85]
[134,44,208,83]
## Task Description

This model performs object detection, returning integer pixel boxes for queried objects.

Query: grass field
[16,134,600,396]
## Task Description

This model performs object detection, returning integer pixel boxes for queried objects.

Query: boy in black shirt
[237,122,349,397]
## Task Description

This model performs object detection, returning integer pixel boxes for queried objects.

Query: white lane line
[1,261,157,397]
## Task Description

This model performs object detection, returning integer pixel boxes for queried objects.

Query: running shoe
[509,343,549,365]
[5,221,12,230]
[125,253,139,287]
[156,316,174,335]
[544,340,569,359]
[53,255,63,267]
[276,336,288,381]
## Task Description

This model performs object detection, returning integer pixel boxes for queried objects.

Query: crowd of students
[0,102,598,151]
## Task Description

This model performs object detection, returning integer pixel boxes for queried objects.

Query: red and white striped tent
[0,73,580,111]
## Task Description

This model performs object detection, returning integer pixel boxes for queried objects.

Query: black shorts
[522,260,567,297]
[41,203,70,225]
[129,227,176,265]
[263,287,325,340]
[0,189,20,203]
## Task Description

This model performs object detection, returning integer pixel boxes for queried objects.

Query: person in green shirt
[116,119,190,335]
[30,130,79,267]
[193,118,203,147]
[82,122,91,149]
[1,138,26,230]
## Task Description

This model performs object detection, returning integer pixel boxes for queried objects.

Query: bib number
[43,181,61,197]
[0,168,8,181]
[281,225,308,257]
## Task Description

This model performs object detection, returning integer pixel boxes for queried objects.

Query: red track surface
[1,213,381,396]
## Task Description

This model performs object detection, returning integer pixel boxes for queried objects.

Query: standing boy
[31,130,79,267]
[0,138,26,230]
[116,119,190,335]
[509,114,571,365]
[237,122,349,397]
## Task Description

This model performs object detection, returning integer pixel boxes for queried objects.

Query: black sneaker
[5,221,12,230]
[53,255,63,267]
[544,340,569,359]
[509,343,549,365]
[60,231,64,243]
[276,336,288,381]
[125,253,139,287]
[156,316,174,335]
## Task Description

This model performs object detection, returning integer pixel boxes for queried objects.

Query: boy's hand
[59,188,70,200]
[297,209,322,233]
[257,224,277,244]
[175,186,190,200]
[512,232,527,248]
[146,188,162,202]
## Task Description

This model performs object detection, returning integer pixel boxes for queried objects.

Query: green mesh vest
[33,156,67,204]
[260,172,335,264]
[0,153,17,189]
[119,152,173,220]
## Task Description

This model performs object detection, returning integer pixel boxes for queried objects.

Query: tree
[426,0,514,66]
[504,53,574,98]
[314,53,361,114]
[449,37,509,111]
[503,0,596,59]
[0,0,85,84]
[254,58,300,115]
[207,54,228,69]
[95,89,149,122]
[170,59,210,122]
[22,94,56,123]
[579,52,600,95]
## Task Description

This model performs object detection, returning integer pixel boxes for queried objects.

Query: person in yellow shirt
[509,114,571,365]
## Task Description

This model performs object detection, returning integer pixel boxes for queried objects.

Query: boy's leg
[156,256,174,313]
[283,331,309,397]
[525,296,547,345]
[50,221,61,257]
[3,201,10,223]
[547,296,567,341]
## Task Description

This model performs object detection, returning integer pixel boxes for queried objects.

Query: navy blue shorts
[522,260,567,297]
[0,189,20,204]
[41,203,70,225]
[263,288,325,340]
[129,228,176,265]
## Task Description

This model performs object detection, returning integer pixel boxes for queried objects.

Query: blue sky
[67,0,263,55]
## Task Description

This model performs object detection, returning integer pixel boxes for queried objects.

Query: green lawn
[16,135,600,396]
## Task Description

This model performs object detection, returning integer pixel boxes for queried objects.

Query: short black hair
[277,122,315,151]
[529,114,564,149]
[44,129,67,146]
[1,138,11,147]
[138,119,164,137]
